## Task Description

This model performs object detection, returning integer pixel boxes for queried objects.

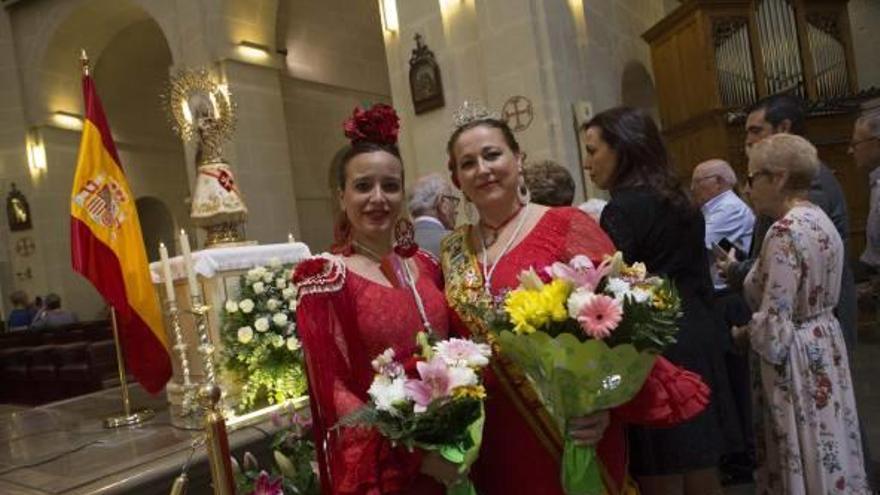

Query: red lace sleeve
[557,207,616,263]
[294,257,423,495]
[612,356,710,426]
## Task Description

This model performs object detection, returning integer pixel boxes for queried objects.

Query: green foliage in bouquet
[337,396,483,451]
[221,261,308,412]
[604,279,681,352]
[496,332,655,421]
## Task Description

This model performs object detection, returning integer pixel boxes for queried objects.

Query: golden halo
[163,67,236,143]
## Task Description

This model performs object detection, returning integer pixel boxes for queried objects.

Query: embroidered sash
[440,226,565,460]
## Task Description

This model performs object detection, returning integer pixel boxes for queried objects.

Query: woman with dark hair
[582,106,740,495]
[441,102,710,494]
[294,104,459,494]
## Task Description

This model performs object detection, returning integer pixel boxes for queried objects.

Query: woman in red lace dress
[294,105,457,495]
[440,106,710,494]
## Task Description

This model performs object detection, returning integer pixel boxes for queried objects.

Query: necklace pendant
[482,229,498,247]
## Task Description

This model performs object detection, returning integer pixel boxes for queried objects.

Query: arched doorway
[136,197,176,262]
[30,0,190,318]
[621,60,660,122]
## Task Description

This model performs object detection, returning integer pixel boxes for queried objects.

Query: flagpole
[79,49,156,429]
[103,306,156,428]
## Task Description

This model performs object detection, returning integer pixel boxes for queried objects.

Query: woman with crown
[439,102,711,494]
[293,104,461,495]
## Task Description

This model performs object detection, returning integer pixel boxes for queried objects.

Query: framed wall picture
[7,183,32,232]
[409,34,444,115]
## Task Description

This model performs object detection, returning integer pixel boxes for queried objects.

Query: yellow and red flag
[71,73,171,394]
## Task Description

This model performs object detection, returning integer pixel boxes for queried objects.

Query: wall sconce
[380,0,399,33]
[51,111,84,131]
[439,0,465,15]
[236,41,271,62]
[26,129,47,178]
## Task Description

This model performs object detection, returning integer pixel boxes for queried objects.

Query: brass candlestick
[188,295,216,386]
[166,299,197,416]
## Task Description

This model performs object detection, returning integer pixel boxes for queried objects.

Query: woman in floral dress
[739,133,869,494]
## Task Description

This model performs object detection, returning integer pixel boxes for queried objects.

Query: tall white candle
[158,242,176,303]
[179,229,200,298]
[287,232,294,243]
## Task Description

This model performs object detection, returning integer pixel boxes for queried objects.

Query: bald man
[692,159,756,483]
[690,159,755,291]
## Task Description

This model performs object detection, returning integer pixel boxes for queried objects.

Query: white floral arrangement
[221,258,307,412]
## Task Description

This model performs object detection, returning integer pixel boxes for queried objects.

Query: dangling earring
[517,175,531,205]
[331,211,353,256]
[463,198,478,225]
[393,217,418,258]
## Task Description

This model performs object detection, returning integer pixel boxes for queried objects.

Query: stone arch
[136,196,176,262]
[20,0,180,126]
[620,60,659,115]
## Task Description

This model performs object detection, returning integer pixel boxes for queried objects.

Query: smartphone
[713,237,747,261]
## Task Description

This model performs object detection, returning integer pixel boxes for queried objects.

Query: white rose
[272,313,289,327]
[245,269,261,282]
[275,278,286,289]
[448,366,478,389]
[630,287,652,304]
[268,257,282,269]
[263,273,274,283]
[239,299,255,313]
[254,317,270,332]
[272,334,285,348]
[288,299,298,311]
[286,337,301,351]
[605,278,632,301]
[368,376,408,414]
[266,298,280,311]
[282,287,295,300]
[237,326,254,344]
[567,288,595,319]
[253,282,265,294]
[225,300,239,313]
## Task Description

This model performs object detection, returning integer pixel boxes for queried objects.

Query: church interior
[0,0,878,493]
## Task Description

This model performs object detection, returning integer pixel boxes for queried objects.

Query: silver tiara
[452,100,501,129]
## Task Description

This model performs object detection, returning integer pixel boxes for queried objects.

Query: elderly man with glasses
[408,173,459,258]
[691,159,755,291]
[692,159,755,485]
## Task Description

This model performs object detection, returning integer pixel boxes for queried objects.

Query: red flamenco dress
[441,207,710,494]
[294,251,448,495]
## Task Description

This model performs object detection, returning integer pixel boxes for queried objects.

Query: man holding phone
[691,158,756,484]
[691,159,755,291]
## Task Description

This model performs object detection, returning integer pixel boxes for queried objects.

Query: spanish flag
[70,72,172,394]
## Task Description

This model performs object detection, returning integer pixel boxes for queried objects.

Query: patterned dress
[744,204,869,494]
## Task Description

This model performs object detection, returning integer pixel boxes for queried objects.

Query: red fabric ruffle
[613,355,710,427]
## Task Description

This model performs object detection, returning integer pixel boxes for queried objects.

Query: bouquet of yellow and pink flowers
[493,252,681,495]
[337,333,491,495]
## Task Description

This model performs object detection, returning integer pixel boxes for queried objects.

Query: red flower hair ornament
[343,103,400,146]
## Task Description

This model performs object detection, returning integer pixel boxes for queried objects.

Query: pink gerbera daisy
[577,294,623,339]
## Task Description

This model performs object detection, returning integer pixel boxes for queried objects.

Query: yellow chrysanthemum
[453,385,487,399]
[504,279,571,334]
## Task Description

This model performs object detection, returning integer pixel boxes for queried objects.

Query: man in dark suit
[722,94,857,349]
[408,173,458,258]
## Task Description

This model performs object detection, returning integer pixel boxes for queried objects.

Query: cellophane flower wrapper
[492,253,682,495]
[337,333,491,495]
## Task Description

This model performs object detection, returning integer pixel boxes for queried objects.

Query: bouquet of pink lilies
[338,333,491,495]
